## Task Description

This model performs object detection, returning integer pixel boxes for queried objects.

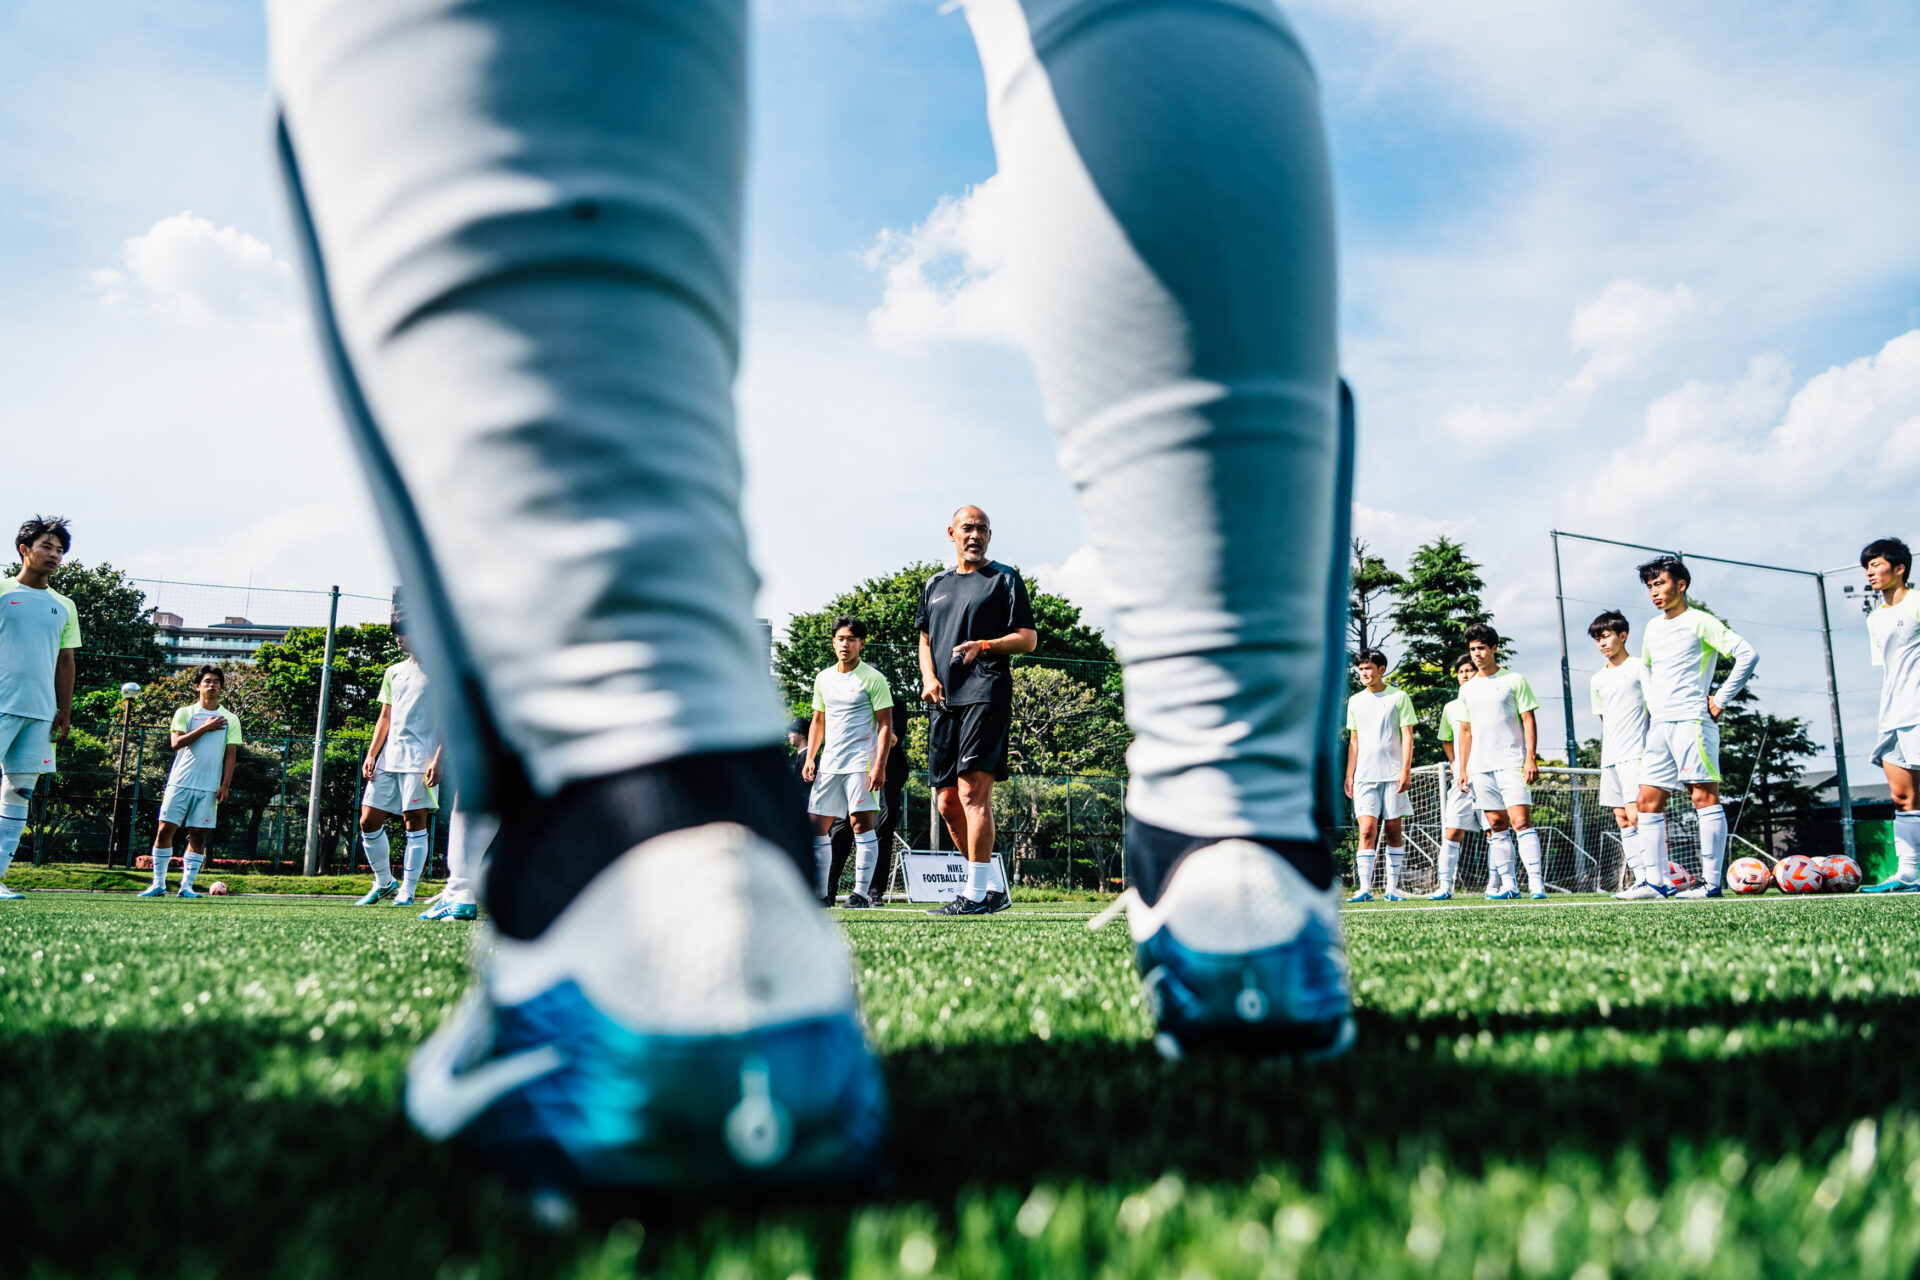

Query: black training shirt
[916,561,1036,705]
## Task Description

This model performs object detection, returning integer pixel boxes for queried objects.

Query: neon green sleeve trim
[1513,676,1540,715]
[811,670,826,714]
[1438,705,1455,743]
[1590,676,1604,717]
[1394,689,1416,725]
[378,666,396,706]
[55,591,81,649]
[857,663,893,711]
[1689,609,1742,658]
[170,706,192,732]
[224,711,243,746]
[1344,695,1357,733]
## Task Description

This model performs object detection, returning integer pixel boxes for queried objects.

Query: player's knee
[0,774,37,812]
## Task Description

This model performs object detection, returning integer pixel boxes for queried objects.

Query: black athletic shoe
[841,892,873,910]
[925,894,993,917]
[981,890,1012,914]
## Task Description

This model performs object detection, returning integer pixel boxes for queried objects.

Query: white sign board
[900,851,1009,904]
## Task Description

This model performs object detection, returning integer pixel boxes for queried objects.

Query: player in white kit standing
[1632,557,1756,900]
[1454,624,1546,900]
[1343,649,1415,902]
[1586,611,1659,899]
[138,665,242,898]
[0,516,80,901]
[355,619,444,908]
[1860,538,1920,893]
[802,617,894,909]
[1431,655,1480,899]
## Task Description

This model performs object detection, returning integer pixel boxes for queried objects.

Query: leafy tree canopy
[1390,537,1499,764]
[250,623,403,733]
[5,559,168,696]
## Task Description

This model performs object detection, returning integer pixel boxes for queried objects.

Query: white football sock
[1517,827,1544,894]
[965,857,992,901]
[1355,849,1376,894]
[852,829,879,895]
[0,806,25,879]
[363,828,394,887]
[402,827,431,891]
[1696,804,1727,891]
[1384,845,1404,895]
[150,846,172,889]
[181,853,204,891]
[811,834,833,899]
[1438,839,1462,891]
[1639,812,1669,885]
[1618,825,1640,885]
[1896,810,1920,883]
[1489,831,1516,891]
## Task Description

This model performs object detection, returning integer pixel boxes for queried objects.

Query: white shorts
[365,769,438,814]
[1352,779,1411,821]
[808,770,878,820]
[159,784,219,829]
[1598,758,1641,808]
[1469,768,1532,813]
[1873,725,1920,771]
[1640,718,1720,790]
[0,713,55,775]
[1441,771,1482,832]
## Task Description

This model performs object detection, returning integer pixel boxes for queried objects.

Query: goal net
[1395,764,1715,894]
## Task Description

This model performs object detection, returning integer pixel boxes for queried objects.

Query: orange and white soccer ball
[1667,861,1694,891]
[209,881,229,896]
[1727,857,1771,894]
[1816,855,1861,893]
[1774,855,1825,894]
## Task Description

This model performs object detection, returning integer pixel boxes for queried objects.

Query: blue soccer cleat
[0,883,23,901]
[419,898,454,921]
[405,823,886,1194]
[1346,889,1373,904]
[1090,841,1353,1061]
[355,881,399,907]
[177,886,203,899]
[1861,877,1920,895]
[1383,891,1407,902]
[1529,892,1547,900]
[395,886,417,907]
[1677,885,1722,899]
[1485,888,1519,901]
[136,883,168,898]
[450,903,479,921]
[1428,887,1453,901]
[1614,881,1673,900]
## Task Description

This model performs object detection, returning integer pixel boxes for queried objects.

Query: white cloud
[1025,544,1110,633]
[90,212,298,331]
[1439,280,1702,448]
[861,175,1019,353]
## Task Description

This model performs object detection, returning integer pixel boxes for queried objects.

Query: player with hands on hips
[1344,649,1416,902]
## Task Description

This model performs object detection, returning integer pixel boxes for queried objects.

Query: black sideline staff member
[917,505,1037,916]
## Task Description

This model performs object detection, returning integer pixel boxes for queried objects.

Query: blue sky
[4,0,1919,777]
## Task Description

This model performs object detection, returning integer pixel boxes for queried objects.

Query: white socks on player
[1895,810,1920,884]
[1355,849,1376,894]
[1639,812,1669,885]
[1619,825,1641,885]
[150,846,171,889]
[1488,830,1516,892]
[1439,838,1462,891]
[402,828,431,892]
[181,852,204,892]
[852,829,879,896]
[1696,804,1727,891]
[363,827,394,887]
[965,857,992,901]
[1384,845,1404,896]
[0,806,27,881]
[1517,827,1544,895]
[811,834,833,899]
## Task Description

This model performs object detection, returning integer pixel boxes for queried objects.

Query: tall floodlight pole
[303,586,341,876]
[1814,573,1856,863]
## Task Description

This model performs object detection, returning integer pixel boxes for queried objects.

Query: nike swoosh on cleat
[407,999,564,1139]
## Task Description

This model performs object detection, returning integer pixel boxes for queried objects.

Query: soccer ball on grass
[1727,857,1771,894]
[209,881,229,896]
[1774,855,1824,894]
[1814,855,1861,893]
[1667,861,1694,892]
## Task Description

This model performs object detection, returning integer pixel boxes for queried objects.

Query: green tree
[251,623,403,733]
[5,559,168,696]
[1348,538,1404,665]
[1006,665,1128,776]
[1393,537,1497,763]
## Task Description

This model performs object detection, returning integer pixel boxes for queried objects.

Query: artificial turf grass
[5,865,445,897]
[7,898,1920,1277]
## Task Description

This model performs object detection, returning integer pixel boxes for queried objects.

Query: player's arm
[953,628,1038,665]
[363,704,391,780]
[918,631,945,703]
[803,709,825,783]
[218,743,238,804]
[1398,724,1415,793]
[51,648,75,740]
[424,743,443,788]
[1707,629,1759,720]
[1455,723,1473,789]
[1520,709,1539,782]
[867,701,890,791]
[1343,727,1357,798]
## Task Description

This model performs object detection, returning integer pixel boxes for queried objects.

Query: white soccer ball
[120,682,142,698]
[1667,860,1694,891]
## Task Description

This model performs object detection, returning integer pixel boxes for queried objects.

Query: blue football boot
[355,880,399,907]
[0,883,24,901]
[1346,889,1373,904]
[136,883,169,899]
[450,903,479,921]
[394,884,418,907]
[1528,892,1546,901]
[1090,841,1353,1061]
[1428,887,1453,901]
[1485,887,1519,901]
[177,886,203,899]
[1383,891,1407,903]
[1861,877,1920,894]
[405,823,886,1195]
[419,898,455,921]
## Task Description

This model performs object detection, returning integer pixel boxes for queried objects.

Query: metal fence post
[126,726,147,869]
[302,586,341,875]
[274,733,291,875]
[1814,574,1857,862]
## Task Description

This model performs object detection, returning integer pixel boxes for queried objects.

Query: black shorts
[928,698,1012,789]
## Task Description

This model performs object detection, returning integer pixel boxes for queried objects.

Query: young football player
[1431,655,1481,899]
[1588,611,1656,898]
[355,621,443,908]
[1861,538,1920,893]
[1344,649,1416,902]
[1632,557,1756,900]
[137,665,241,898]
[1454,624,1545,899]
[803,616,895,909]
[0,516,80,901]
